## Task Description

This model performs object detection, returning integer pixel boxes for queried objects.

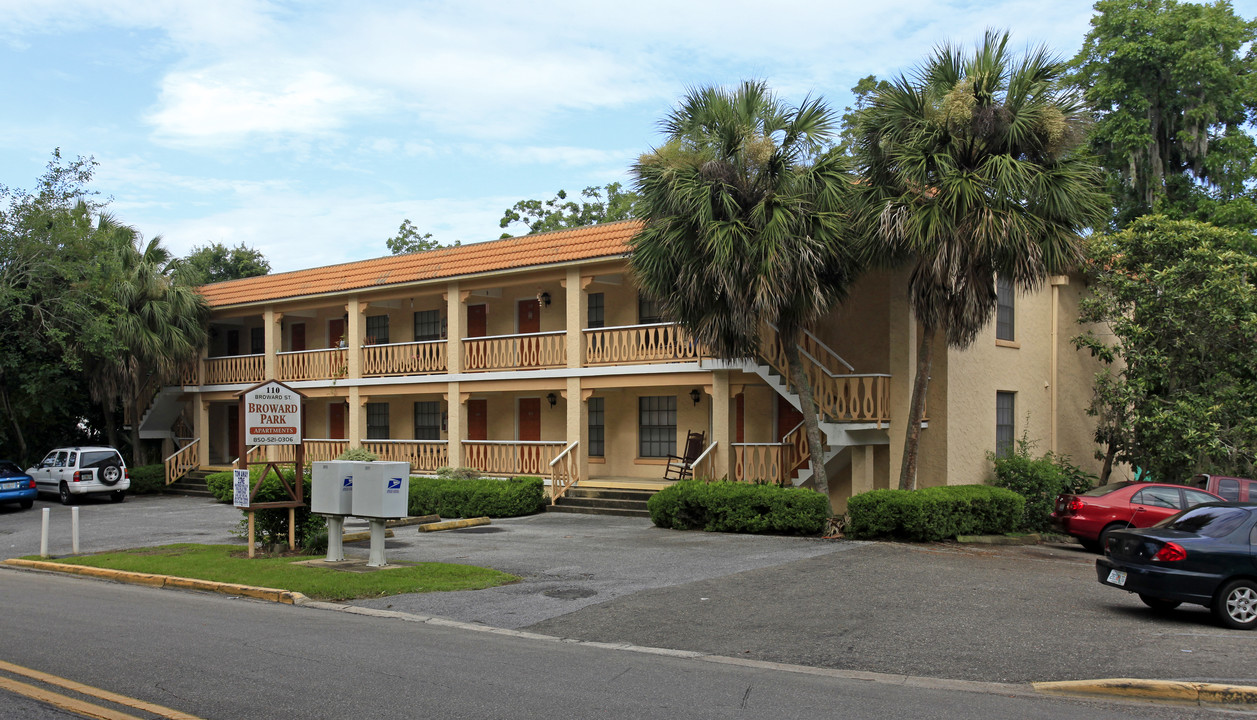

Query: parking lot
[3,494,1256,685]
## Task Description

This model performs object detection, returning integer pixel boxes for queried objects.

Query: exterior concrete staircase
[166,468,215,498]
[547,487,654,518]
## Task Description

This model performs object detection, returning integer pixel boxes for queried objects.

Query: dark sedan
[1096,502,1257,630]
[0,460,37,510]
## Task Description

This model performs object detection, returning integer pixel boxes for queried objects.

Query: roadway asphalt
[3,493,1255,688]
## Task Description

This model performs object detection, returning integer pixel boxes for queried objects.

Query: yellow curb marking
[1034,678,1257,707]
[0,659,204,719]
[2,559,304,605]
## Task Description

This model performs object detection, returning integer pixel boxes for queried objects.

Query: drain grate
[543,588,597,600]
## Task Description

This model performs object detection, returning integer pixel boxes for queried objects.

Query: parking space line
[0,660,204,720]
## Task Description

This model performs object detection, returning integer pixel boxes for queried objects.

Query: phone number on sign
[249,436,300,445]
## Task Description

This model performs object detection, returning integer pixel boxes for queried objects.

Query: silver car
[27,447,129,505]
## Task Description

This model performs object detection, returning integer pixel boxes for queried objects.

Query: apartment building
[147,219,1104,511]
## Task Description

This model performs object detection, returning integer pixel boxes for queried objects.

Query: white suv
[28,447,129,505]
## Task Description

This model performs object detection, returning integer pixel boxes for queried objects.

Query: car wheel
[59,482,73,506]
[1099,523,1130,552]
[1139,594,1181,612]
[19,499,34,510]
[110,491,125,503]
[1213,580,1257,630]
[98,463,122,486]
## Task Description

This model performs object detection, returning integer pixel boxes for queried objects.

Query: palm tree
[89,215,208,463]
[855,31,1107,489]
[630,81,862,499]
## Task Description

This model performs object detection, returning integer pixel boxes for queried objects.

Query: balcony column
[347,296,364,380]
[264,307,279,379]
[846,445,877,514]
[348,387,365,450]
[446,385,466,468]
[446,282,463,374]
[711,371,735,480]
[565,378,588,484]
[562,268,587,369]
[196,398,209,466]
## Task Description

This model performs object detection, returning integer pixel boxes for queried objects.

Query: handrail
[360,339,444,349]
[164,439,199,486]
[581,321,678,333]
[206,352,265,360]
[549,440,580,504]
[690,441,718,466]
[462,330,565,342]
[801,327,855,372]
[466,440,566,446]
[277,347,341,356]
[359,438,449,445]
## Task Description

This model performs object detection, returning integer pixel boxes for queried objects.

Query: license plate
[0,481,18,491]
[1107,569,1127,586]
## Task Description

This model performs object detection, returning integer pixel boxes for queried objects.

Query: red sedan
[1051,482,1224,552]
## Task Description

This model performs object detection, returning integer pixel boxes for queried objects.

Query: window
[226,329,240,355]
[588,397,605,457]
[366,315,390,345]
[996,276,1015,341]
[1185,488,1223,507]
[413,310,443,342]
[250,327,265,355]
[588,293,605,329]
[414,401,442,440]
[1133,487,1180,509]
[366,402,390,439]
[638,294,663,324]
[639,396,676,458]
[995,392,1015,456]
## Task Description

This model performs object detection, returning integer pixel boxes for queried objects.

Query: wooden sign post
[237,380,306,557]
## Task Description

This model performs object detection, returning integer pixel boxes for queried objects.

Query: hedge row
[647,480,829,535]
[846,485,1024,541]
[126,464,167,494]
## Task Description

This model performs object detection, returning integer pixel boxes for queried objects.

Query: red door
[226,329,240,356]
[468,399,487,441]
[328,318,345,348]
[329,403,346,440]
[518,299,540,366]
[466,305,487,369]
[519,397,541,473]
[291,323,306,352]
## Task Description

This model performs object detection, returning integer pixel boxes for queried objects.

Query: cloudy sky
[4,1,1253,273]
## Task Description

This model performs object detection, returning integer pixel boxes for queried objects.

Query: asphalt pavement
[3,493,1255,688]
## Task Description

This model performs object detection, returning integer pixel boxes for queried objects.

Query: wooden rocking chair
[663,430,706,480]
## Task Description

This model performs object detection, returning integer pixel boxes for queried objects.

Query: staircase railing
[548,441,579,504]
[690,440,718,480]
[125,376,159,430]
[165,439,199,485]
[761,326,891,427]
[781,421,810,481]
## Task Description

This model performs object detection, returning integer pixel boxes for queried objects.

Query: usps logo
[342,477,353,489]
[387,478,403,494]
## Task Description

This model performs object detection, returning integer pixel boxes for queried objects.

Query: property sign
[243,382,302,445]
[232,469,251,508]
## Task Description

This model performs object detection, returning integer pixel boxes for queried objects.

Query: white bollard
[367,519,387,567]
[71,506,80,555]
[40,507,50,558]
[325,516,345,562]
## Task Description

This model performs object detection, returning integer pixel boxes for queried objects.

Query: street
[0,571,1241,720]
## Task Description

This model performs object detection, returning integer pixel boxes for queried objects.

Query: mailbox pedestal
[351,461,409,567]
[312,460,362,562]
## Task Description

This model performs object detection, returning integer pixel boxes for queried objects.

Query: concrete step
[547,486,656,517]
[167,471,213,497]
[546,504,651,518]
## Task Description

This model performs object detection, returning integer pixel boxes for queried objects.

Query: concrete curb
[418,517,491,532]
[1034,678,1257,708]
[1,558,307,605]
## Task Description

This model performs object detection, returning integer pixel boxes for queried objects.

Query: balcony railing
[204,354,264,385]
[464,331,566,372]
[362,439,448,471]
[363,340,446,376]
[463,440,566,476]
[584,323,701,366]
[732,443,787,485]
[278,348,348,382]
[762,327,892,426]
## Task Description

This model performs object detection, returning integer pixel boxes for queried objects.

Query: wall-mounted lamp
[538,291,552,307]
[546,392,558,408]
[690,388,702,406]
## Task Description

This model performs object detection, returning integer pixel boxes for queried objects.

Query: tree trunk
[783,337,829,502]
[1099,441,1116,485]
[0,384,27,462]
[129,403,144,467]
[898,323,936,491]
[102,400,119,450]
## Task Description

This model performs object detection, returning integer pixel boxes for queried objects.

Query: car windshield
[0,461,22,477]
[1079,483,1132,497]
[1154,506,1250,537]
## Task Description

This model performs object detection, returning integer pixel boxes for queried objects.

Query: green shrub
[434,466,483,480]
[408,476,544,518]
[127,464,166,494]
[846,485,1024,541]
[989,436,1097,531]
[647,480,829,535]
[336,448,378,462]
[205,466,320,550]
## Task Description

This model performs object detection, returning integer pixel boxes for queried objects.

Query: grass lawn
[36,544,517,601]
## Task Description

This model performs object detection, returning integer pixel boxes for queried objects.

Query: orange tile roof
[198,220,642,308]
